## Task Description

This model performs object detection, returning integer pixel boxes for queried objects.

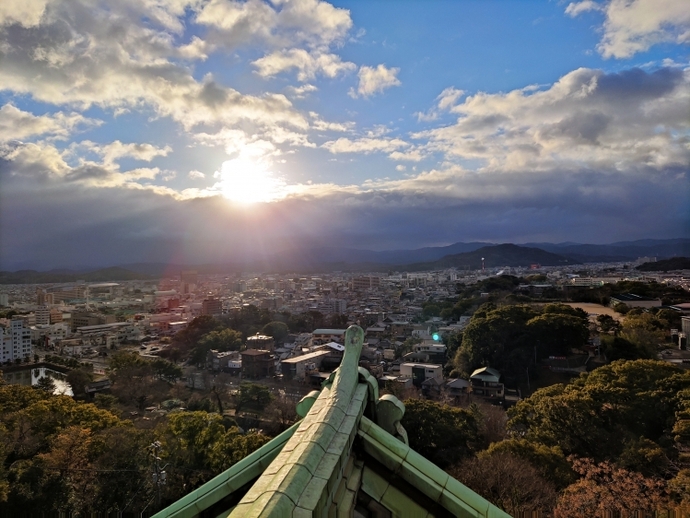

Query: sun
[215,158,287,204]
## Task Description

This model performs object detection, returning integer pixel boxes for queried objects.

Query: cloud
[77,140,173,167]
[322,137,408,154]
[0,104,99,142]
[350,64,401,98]
[0,0,313,151]
[196,0,353,49]
[566,0,690,58]
[253,49,355,81]
[416,87,465,121]
[188,169,205,179]
[565,1,603,17]
[286,83,318,98]
[416,66,690,173]
[0,0,49,27]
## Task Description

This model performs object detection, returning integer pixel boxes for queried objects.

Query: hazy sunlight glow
[215,158,287,204]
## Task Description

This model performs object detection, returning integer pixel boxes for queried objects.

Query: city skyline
[1,0,689,270]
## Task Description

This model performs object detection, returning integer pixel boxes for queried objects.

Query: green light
[432,333,440,341]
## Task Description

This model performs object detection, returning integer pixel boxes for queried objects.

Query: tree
[264,396,298,436]
[35,376,55,393]
[193,328,243,364]
[507,360,690,463]
[401,399,478,468]
[601,335,652,361]
[65,369,94,397]
[553,457,669,517]
[456,304,536,376]
[261,321,289,344]
[483,438,575,489]
[448,452,557,516]
[619,313,666,356]
[527,313,589,358]
[236,383,272,412]
[596,314,620,334]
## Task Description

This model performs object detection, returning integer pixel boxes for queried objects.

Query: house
[470,367,504,400]
[311,328,347,345]
[446,378,471,404]
[152,325,510,518]
[246,333,275,351]
[240,349,275,379]
[399,362,443,387]
[280,349,330,381]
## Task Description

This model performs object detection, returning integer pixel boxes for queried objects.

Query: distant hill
[404,244,576,271]
[526,238,690,262]
[636,257,690,272]
[3,238,687,278]
[0,267,153,284]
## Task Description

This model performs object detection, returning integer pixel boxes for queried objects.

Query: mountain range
[1,239,687,283]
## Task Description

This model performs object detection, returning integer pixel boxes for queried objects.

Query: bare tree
[448,452,557,516]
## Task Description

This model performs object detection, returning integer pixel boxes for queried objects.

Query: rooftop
[153,326,511,518]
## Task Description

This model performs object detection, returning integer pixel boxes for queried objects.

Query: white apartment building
[0,319,32,363]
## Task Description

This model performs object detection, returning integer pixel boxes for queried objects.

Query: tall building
[35,306,50,326]
[201,297,223,316]
[352,275,381,290]
[0,319,32,363]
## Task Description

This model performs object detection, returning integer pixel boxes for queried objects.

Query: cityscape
[1,0,689,516]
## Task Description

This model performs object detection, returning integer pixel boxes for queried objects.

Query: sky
[0,0,689,270]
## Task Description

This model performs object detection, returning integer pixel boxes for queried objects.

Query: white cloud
[188,169,205,179]
[0,0,49,27]
[416,66,690,173]
[567,0,690,58]
[253,49,355,81]
[350,64,401,98]
[416,87,464,121]
[565,1,603,17]
[286,83,318,98]
[0,104,100,142]
[322,137,408,154]
[196,0,352,49]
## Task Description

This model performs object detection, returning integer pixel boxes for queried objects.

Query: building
[240,349,275,379]
[311,328,347,345]
[610,293,662,309]
[399,362,443,387]
[153,325,510,518]
[352,275,381,290]
[470,367,504,400]
[70,311,116,331]
[35,305,50,325]
[246,333,275,351]
[0,319,32,363]
[280,349,330,380]
[201,297,223,316]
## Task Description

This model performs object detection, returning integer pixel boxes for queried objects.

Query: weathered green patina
[153,325,512,518]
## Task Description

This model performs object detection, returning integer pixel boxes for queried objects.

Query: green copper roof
[154,325,513,518]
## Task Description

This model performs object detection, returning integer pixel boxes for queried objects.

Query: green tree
[527,312,589,358]
[193,328,243,364]
[483,438,575,489]
[401,399,479,468]
[261,321,289,343]
[236,382,272,412]
[619,313,666,356]
[507,360,690,463]
[65,369,94,397]
[35,376,55,393]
